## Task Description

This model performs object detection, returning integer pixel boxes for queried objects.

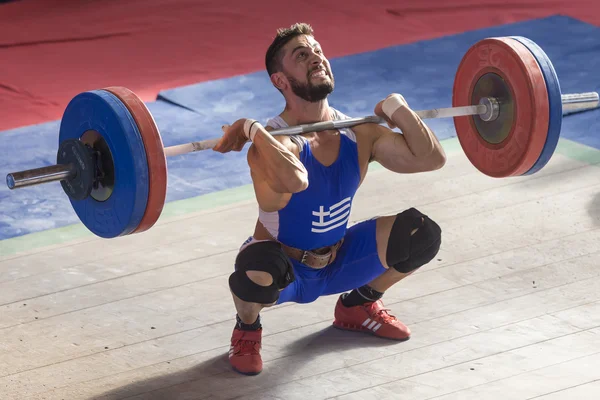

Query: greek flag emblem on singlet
[311,197,352,233]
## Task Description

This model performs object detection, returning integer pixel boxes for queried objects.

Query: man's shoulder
[329,107,381,138]
[261,115,303,155]
[347,120,388,167]
[329,107,351,121]
[264,114,288,130]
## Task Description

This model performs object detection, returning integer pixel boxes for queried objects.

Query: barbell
[5,36,599,239]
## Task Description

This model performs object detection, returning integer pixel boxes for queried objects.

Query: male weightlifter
[213,22,446,375]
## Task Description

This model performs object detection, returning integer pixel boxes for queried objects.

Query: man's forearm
[247,122,308,192]
[382,95,442,159]
[253,130,305,172]
[390,107,440,158]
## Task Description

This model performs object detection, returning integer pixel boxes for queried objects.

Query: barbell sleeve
[6,164,75,189]
[561,92,599,114]
[6,92,599,190]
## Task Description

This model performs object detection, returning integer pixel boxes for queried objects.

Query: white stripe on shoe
[362,318,383,332]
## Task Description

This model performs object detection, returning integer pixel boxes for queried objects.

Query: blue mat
[0,101,250,240]
[158,15,600,146]
[1,14,599,241]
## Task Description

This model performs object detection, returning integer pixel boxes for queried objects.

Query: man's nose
[309,50,323,64]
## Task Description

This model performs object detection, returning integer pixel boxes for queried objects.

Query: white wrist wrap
[243,119,262,141]
[382,95,406,119]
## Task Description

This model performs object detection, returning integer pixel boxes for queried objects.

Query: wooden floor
[2,139,600,400]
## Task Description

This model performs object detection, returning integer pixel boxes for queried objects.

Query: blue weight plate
[510,36,562,175]
[58,90,149,238]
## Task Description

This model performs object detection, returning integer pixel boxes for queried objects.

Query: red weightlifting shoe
[229,327,263,375]
[332,295,411,341]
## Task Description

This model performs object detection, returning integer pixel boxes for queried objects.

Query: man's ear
[270,72,287,91]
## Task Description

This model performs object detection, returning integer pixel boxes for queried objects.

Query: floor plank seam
[8,219,598,307]
[3,229,599,349]
[124,305,600,400]
[421,345,600,399]
[31,271,600,398]
[0,247,239,309]
[330,331,600,400]
[408,226,600,276]
[525,377,600,399]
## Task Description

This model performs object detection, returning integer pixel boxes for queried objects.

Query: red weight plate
[452,37,549,177]
[103,86,167,234]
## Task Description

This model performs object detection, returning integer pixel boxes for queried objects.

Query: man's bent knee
[245,271,273,286]
[229,241,295,305]
[386,208,441,273]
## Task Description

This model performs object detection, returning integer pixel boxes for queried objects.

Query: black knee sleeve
[229,241,295,304]
[386,208,441,273]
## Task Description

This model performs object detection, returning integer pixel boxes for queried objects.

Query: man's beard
[286,69,335,102]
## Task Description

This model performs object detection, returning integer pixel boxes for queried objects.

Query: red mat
[1,0,599,131]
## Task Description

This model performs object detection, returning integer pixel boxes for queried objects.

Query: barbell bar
[6,91,598,190]
[5,103,483,189]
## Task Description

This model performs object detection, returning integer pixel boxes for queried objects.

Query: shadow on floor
[91,325,404,400]
[587,190,600,227]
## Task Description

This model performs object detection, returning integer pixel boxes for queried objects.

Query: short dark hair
[265,22,314,76]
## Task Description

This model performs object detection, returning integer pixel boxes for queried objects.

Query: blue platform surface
[1,15,599,241]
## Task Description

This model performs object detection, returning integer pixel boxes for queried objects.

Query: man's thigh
[321,217,388,296]
[276,218,387,304]
[275,261,329,304]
